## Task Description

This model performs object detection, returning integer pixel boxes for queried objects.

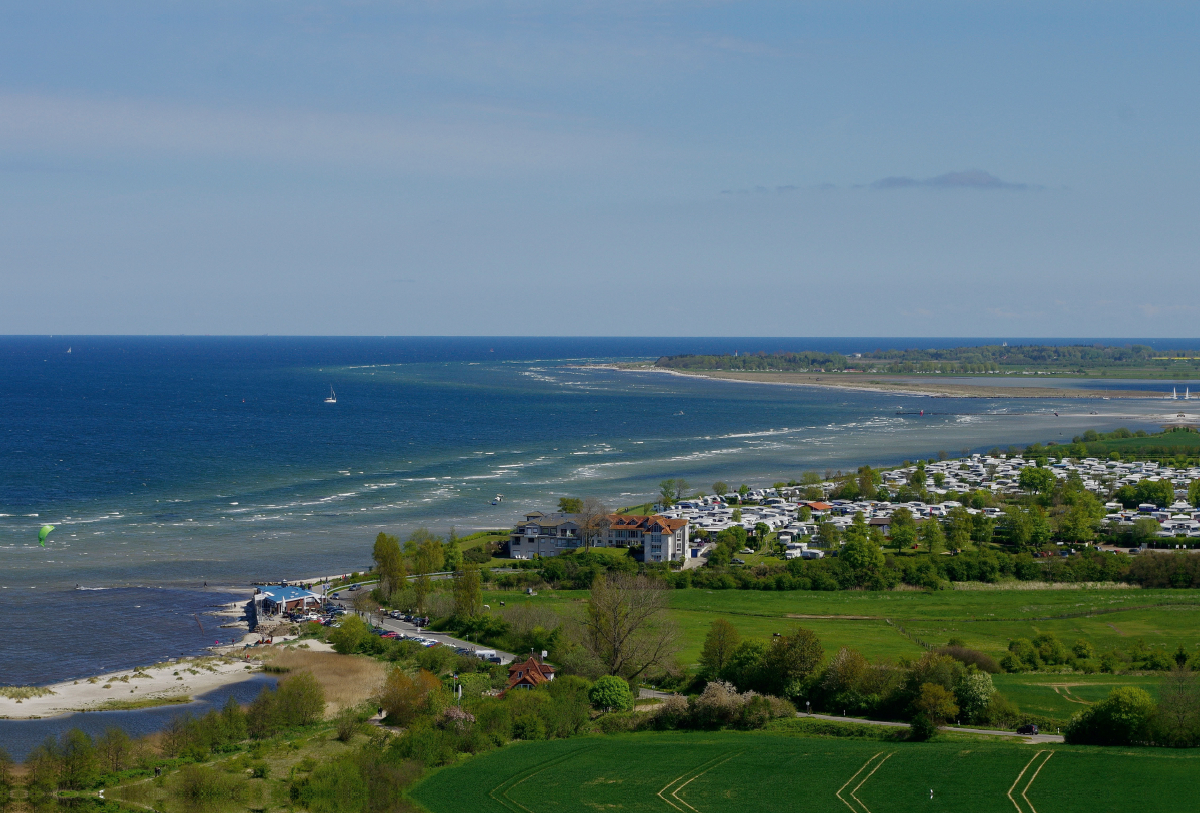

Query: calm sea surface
[3,337,1199,688]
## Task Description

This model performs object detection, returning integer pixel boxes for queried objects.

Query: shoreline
[592,364,1169,400]
[0,652,263,721]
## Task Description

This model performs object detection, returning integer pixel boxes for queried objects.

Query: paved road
[327,596,517,665]
[800,712,1064,743]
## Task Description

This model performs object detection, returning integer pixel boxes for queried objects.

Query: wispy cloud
[870,170,1033,190]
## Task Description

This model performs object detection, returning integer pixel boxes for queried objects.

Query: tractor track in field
[1008,750,1055,813]
[657,751,741,812]
[837,751,894,813]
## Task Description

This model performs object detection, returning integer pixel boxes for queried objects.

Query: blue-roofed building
[253,585,323,616]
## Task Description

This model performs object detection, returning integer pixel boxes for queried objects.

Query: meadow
[483,586,1200,665]
[409,731,1200,813]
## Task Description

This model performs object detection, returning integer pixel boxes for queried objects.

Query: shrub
[512,713,546,741]
[172,764,248,804]
[1065,687,1156,745]
[936,646,1000,674]
[380,668,443,726]
[954,673,996,724]
[589,676,635,712]
[276,672,325,727]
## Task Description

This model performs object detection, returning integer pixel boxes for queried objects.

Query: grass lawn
[409,731,1200,813]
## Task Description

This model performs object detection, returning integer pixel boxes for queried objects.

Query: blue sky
[1,1,1197,336]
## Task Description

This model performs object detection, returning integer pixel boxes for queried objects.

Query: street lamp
[806,701,811,716]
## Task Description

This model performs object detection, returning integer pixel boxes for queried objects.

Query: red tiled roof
[606,514,687,532]
[501,657,556,694]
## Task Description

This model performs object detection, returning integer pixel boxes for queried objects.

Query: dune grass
[262,648,387,714]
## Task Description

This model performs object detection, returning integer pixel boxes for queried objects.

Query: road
[800,712,1064,743]
[327,595,518,665]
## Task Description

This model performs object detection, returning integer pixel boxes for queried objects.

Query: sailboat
[324,386,337,404]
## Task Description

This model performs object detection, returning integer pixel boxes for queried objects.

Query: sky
[1,1,1198,337]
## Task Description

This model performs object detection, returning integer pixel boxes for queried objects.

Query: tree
[588,675,635,712]
[659,479,677,507]
[96,727,132,774]
[1029,505,1052,549]
[915,683,959,725]
[712,481,729,497]
[453,563,483,619]
[372,532,405,598]
[577,496,610,550]
[815,519,840,549]
[1057,494,1104,543]
[558,497,583,513]
[797,505,812,523]
[1189,479,1200,509]
[1154,666,1200,747]
[918,518,945,555]
[738,484,751,499]
[443,528,463,573]
[954,673,995,724]
[699,619,741,679]
[890,508,917,553]
[841,534,885,586]
[673,479,691,503]
[582,573,679,683]
[0,747,12,795]
[58,728,99,789]
[1018,465,1055,495]
[764,627,824,698]
[414,535,445,575]
[329,614,372,654]
[945,507,973,553]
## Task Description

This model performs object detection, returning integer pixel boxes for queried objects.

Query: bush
[936,646,1000,674]
[908,714,939,741]
[589,676,635,712]
[1065,687,1156,745]
[513,713,547,741]
[380,668,444,725]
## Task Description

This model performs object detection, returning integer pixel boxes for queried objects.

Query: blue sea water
[2,336,1198,691]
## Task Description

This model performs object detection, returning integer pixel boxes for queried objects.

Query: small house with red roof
[501,656,556,695]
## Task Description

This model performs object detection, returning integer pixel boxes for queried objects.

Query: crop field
[484,587,1200,665]
[409,732,1200,813]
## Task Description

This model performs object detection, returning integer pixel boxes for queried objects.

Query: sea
[1,336,1198,750]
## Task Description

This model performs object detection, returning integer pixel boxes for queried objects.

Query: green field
[991,674,1164,723]
[484,587,1200,665]
[410,732,1200,813]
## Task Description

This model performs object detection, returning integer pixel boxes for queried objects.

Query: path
[327,596,517,665]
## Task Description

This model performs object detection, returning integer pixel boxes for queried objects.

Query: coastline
[593,364,1166,400]
[0,653,263,721]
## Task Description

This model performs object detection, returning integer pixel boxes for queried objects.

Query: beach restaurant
[253,585,323,616]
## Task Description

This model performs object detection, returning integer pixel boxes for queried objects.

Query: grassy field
[991,673,1164,723]
[409,731,1200,813]
[483,587,1200,665]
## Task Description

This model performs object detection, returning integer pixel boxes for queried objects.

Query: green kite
[38,525,55,547]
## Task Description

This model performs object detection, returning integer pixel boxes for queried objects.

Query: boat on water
[324,386,337,404]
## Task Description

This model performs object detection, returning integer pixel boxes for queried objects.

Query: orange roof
[805,501,833,511]
[606,514,687,532]
[501,657,556,694]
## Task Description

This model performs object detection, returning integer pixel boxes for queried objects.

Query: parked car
[1017,724,1039,735]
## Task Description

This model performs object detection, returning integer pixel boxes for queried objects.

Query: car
[1016,724,1039,735]
[1129,548,1139,554]
[380,631,400,639]
[731,558,745,565]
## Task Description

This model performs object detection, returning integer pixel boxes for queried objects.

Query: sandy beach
[600,364,1165,399]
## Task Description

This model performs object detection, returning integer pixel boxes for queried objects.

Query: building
[253,585,323,617]
[507,511,690,562]
[501,656,556,694]
[508,512,583,559]
[603,514,689,563]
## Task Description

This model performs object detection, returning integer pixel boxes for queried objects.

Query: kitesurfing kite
[38,525,55,547]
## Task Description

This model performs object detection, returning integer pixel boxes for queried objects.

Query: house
[501,656,556,694]
[253,585,323,617]
[508,512,583,560]
[508,511,689,563]
[603,514,690,563]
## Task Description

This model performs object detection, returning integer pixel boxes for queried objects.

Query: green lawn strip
[411,733,1200,813]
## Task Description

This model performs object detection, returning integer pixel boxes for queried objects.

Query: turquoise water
[1,336,1193,686]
